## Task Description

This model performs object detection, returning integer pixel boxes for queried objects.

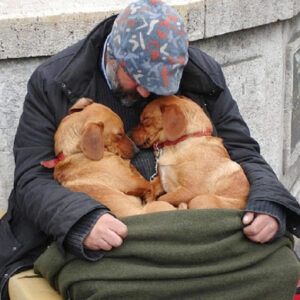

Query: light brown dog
[42,98,176,218]
[131,95,249,210]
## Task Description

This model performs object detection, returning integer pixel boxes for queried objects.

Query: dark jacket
[1,15,300,299]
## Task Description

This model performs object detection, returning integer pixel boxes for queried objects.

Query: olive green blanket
[34,209,300,300]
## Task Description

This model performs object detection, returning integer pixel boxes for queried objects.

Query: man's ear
[69,98,94,114]
[80,122,104,160]
[161,104,186,141]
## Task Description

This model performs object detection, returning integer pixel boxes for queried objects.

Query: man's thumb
[243,212,254,225]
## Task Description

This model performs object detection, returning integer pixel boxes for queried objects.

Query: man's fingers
[246,229,276,244]
[244,225,273,243]
[106,216,128,238]
[83,213,128,251]
[102,229,124,248]
[84,229,122,250]
[83,234,111,250]
[258,226,277,243]
[88,238,112,251]
[243,214,279,243]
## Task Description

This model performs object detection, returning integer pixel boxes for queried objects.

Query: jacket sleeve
[207,74,300,236]
[13,67,111,251]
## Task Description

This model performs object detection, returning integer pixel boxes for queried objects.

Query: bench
[8,269,62,300]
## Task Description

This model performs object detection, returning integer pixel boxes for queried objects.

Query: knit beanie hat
[107,0,189,95]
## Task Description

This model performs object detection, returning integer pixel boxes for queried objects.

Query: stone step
[1,0,299,60]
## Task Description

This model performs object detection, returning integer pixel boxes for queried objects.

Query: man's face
[106,59,151,107]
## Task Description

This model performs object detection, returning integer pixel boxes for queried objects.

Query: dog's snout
[117,134,139,159]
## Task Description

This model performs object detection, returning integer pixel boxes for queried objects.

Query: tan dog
[131,95,249,210]
[42,98,176,218]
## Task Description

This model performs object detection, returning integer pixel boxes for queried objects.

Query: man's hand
[242,212,279,243]
[83,213,128,251]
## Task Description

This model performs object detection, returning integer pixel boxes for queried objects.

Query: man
[1,0,300,299]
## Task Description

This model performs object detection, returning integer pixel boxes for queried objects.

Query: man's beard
[111,86,146,107]
[106,60,146,107]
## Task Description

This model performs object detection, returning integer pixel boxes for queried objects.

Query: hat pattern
[108,0,189,95]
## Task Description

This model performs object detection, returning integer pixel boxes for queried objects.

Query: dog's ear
[69,98,94,114]
[161,104,186,141]
[80,122,104,160]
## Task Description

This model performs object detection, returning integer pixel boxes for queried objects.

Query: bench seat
[8,269,62,300]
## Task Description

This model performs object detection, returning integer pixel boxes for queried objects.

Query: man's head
[106,0,189,106]
[105,54,151,107]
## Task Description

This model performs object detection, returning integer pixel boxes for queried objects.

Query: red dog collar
[41,153,66,168]
[154,130,212,151]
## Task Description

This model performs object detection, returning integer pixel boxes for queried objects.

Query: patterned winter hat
[107,0,189,95]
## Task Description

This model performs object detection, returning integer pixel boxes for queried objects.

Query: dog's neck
[149,130,212,181]
[154,130,212,151]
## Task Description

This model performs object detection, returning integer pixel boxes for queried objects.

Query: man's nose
[137,86,151,98]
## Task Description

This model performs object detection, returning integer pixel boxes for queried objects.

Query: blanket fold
[34,209,300,300]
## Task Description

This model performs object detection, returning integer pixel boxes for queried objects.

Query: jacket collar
[180,46,225,97]
[54,15,117,103]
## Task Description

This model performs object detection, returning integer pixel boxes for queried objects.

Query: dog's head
[131,95,213,148]
[54,98,136,160]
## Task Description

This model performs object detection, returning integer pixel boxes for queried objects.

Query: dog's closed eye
[141,117,152,127]
[115,132,125,139]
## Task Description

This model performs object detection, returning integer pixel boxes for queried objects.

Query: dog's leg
[157,186,196,206]
[124,164,156,202]
[151,175,165,199]
[188,194,247,210]
[142,201,177,214]
[126,187,155,202]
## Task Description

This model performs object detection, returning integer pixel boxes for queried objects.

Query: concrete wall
[0,0,300,210]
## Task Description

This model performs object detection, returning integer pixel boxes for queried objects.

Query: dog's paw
[178,203,188,210]
[142,190,156,203]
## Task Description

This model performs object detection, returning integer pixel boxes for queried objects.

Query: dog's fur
[131,95,249,210]
[48,98,176,218]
